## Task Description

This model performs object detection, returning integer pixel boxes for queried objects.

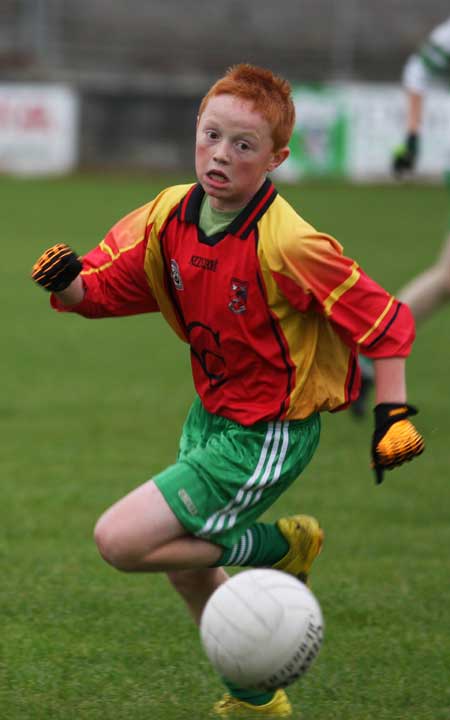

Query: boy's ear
[268,147,290,172]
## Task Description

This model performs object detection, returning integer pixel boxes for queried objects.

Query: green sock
[215,526,286,705]
[223,678,275,706]
[214,523,288,568]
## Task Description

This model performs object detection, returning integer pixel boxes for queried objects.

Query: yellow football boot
[273,514,324,584]
[212,689,292,717]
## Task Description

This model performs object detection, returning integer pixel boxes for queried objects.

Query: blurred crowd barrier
[0,84,78,175]
[1,81,449,181]
[278,84,450,181]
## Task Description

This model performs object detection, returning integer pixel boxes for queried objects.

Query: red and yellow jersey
[51,180,415,425]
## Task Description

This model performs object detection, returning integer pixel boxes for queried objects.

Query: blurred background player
[31,64,424,717]
[352,16,450,418]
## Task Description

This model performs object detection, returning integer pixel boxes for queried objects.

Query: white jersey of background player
[403,17,450,97]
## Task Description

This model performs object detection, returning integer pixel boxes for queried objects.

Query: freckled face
[195,94,288,211]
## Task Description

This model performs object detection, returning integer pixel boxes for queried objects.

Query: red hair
[198,64,295,151]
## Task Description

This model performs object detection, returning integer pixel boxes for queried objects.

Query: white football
[200,568,324,690]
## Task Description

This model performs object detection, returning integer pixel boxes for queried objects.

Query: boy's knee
[93,516,136,571]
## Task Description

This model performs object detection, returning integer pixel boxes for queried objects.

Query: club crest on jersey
[228,277,248,314]
[170,259,184,290]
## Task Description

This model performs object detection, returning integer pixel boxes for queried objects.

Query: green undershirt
[199,196,242,236]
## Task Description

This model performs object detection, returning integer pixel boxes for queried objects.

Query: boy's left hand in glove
[372,403,425,484]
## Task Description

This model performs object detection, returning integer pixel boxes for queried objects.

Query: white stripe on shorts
[252,422,290,506]
[225,422,291,530]
[196,422,275,538]
[196,420,290,538]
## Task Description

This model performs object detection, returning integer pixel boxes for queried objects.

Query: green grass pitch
[1,173,449,719]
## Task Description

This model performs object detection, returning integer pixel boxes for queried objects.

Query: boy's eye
[206,130,218,140]
[237,141,250,151]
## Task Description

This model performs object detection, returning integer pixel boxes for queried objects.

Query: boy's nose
[213,141,230,163]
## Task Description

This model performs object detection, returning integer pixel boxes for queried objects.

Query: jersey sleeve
[271,230,415,359]
[51,203,159,318]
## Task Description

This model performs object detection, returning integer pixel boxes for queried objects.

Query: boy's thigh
[95,479,186,556]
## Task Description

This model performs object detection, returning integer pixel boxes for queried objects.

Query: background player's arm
[392,18,450,175]
[392,85,423,175]
[405,90,423,135]
[391,44,429,175]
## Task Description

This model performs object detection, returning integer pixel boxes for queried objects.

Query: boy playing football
[32,64,424,717]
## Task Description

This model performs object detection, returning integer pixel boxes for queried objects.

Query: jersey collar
[178,178,278,240]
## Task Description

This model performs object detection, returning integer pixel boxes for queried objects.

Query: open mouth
[206,170,229,184]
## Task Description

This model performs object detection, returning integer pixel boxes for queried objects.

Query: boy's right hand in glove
[31,244,82,293]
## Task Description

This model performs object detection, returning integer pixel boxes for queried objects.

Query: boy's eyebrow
[202,119,260,138]
[201,113,261,132]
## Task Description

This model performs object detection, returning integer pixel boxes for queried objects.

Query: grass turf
[1,174,449,719]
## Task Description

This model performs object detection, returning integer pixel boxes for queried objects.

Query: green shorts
[153,396,321,548]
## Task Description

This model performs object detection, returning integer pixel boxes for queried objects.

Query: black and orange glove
[31,243,82,292]
[392,133,419,177]
[372,403,425,484]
